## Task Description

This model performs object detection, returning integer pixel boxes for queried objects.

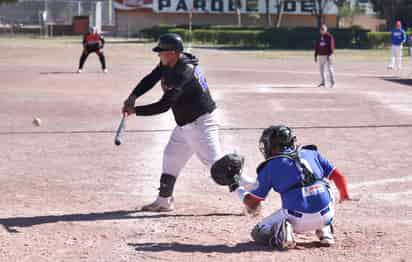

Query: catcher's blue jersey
[251,148,335,213]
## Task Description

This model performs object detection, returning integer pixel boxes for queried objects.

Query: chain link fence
[0,0,114,27]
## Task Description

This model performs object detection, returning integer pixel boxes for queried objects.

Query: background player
[122,33,221,212]
[212,125,352,249]
[77,26,107,73]
[315,25,336,88]
[409,31,412,57]
[388,20,406,70]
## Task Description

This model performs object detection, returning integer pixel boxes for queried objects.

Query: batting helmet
[259,125,296,159]
[152,33,184,53]
[90,26,98,34]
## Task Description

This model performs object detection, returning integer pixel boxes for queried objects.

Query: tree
[334,0,349,28]
[369,0,412,29]
[336,1,364,28]
[310,0,330,28]
[273,0,285,28]
[0,0,17,4]
[234,0,242,26]
[265,0,272,27]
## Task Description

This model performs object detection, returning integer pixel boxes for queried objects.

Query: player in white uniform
[388,20,406,70]
[122,33,221,212]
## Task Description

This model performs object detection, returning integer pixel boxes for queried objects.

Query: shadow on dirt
[0,210,243,233]
[128,241,271,253]
[128,240,325,253]
[381,77,412,87]
[296,241,327,248]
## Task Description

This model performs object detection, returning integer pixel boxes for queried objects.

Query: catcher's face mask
[259,125,296,159]
[259,128,274,159]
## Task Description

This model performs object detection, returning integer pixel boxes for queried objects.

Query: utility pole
[266,0,272,27]
[77,1,82,15]
[109,0,113,25]
[43,0,48,37]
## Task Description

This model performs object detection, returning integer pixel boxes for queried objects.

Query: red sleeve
[329,168,349,200]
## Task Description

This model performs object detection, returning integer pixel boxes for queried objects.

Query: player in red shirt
[77,27,107,73]
[314,25,336,88]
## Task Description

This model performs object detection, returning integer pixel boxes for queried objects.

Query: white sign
[152,0,337,14]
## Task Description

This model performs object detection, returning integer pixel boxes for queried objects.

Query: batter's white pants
[319,55,336,86]
[388,45,403,69]
[162,111,221,177]
[255,203,334,236]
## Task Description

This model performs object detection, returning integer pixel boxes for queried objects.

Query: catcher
[77,26,107,73]
[211,125,353,250]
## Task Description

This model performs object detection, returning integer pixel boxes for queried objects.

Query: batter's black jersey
[131,52,216,126]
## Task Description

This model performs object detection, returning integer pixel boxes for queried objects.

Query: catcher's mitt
[211,153,244,191]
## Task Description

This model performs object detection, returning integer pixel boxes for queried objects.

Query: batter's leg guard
[158,173,176,198]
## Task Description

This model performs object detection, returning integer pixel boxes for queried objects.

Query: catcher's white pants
[162,111,221,177]
[388,45,402,69]
[254,202,334,236]
[319,55,336,86]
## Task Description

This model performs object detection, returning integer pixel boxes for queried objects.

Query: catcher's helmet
[259,125,296,159]
[152,33,184,52]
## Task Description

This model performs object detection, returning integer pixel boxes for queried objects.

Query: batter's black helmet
[259,125,296,159]
[152,33,184,52]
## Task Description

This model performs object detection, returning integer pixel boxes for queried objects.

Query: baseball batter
[212,125,353,249]
[122,33,221,212]
[77,27,107,73]
[388,20,406,70]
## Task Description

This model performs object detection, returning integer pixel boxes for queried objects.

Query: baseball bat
[114,112,127,146]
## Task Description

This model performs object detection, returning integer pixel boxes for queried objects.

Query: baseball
[32,117,42,127]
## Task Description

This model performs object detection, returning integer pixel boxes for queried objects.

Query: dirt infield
[1,37,412,262]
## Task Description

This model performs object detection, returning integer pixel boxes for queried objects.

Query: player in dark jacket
[77,27,107,73]
[122,33,221,212]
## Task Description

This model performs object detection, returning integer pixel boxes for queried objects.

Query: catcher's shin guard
[269,219,296,250]
[251,224,272,245]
